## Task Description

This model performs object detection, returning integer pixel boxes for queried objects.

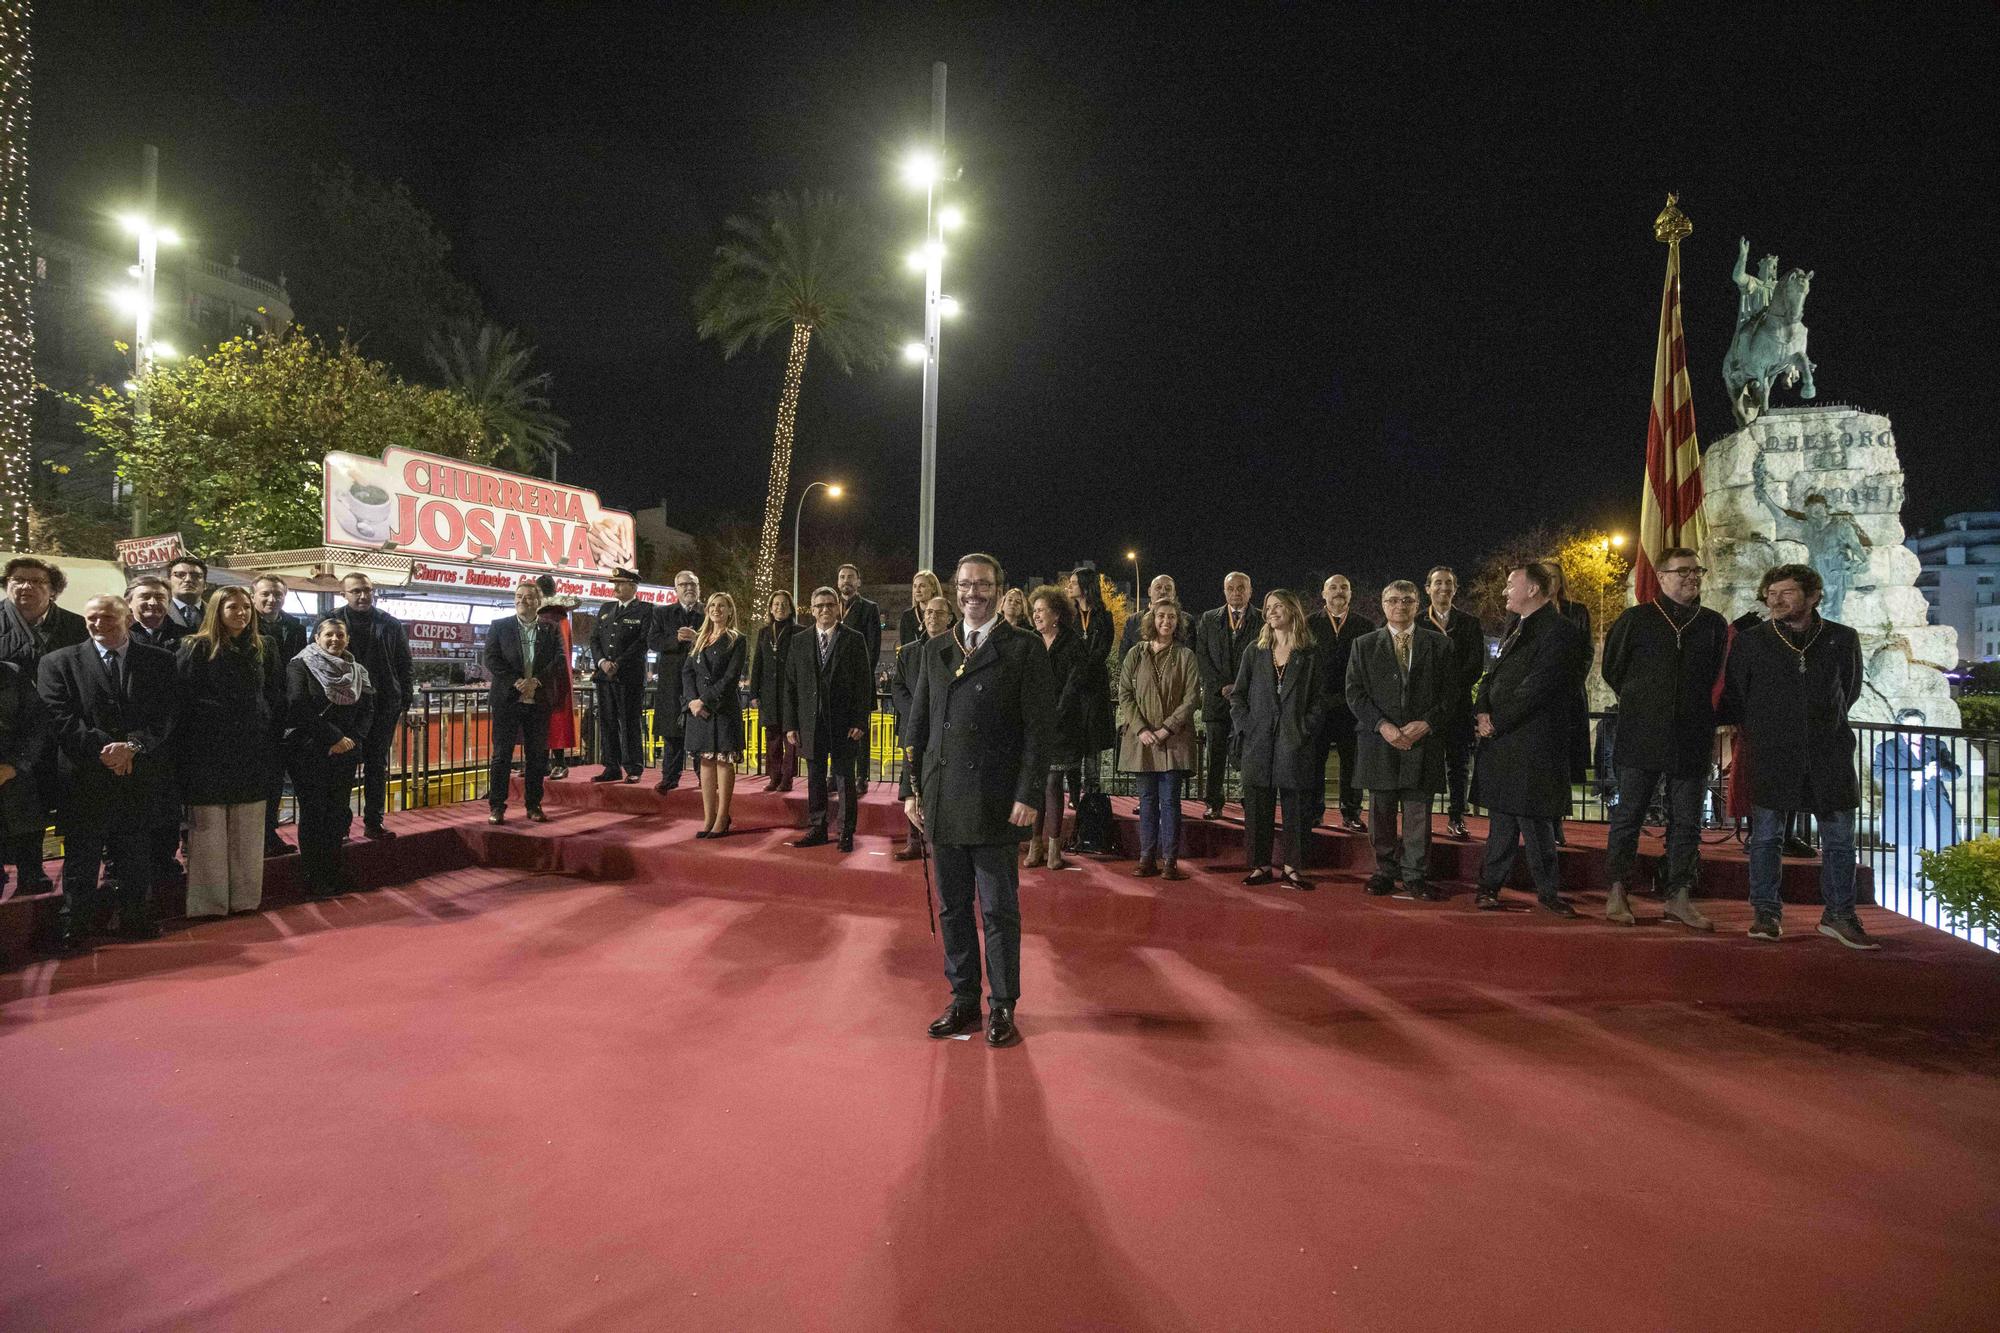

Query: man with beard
[1305,573,1374,831]
[333,573,415,840]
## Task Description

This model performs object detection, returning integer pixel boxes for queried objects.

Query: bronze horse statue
[1723,267,1815,426]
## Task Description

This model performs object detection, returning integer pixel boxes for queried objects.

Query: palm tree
[426,322,570,476]
[694,191,892,615]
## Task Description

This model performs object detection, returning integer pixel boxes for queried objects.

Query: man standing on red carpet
[904,553,1057,1048]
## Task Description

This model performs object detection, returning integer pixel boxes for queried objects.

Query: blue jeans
[1749,806,1856,916]
[1136,770,1183,862]
[1605,767,1705,893]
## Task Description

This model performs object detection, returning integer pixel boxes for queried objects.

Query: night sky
[31,4,2000,600]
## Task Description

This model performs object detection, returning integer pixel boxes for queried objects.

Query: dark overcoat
[648,601,704,738]
[333,607,415,712]
[907,621,1057,846]
[1306,609,1375,742]
[283,657,375,780]
[681,633,747,756]
[783,622,874,767]
[841,595,884,671]
[1722,615,1863,812]
[751,620,802,736]
[259,611,309,664]
[1600,597,1729,779]
[1473,603,1591,818]
[38,638,180,833]
[1196,605,1264,720]
[1344,625,1454,793]
[1229,641,1333,790]
[174,637,284,806]
[1422,604,1486,741]
[0,659,49,839]
[590,597,654,677]
[1042,624,1098,769]
[129,619,186,652]
[0,600,88,671]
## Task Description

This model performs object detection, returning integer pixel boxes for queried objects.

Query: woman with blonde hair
[1230,589,1330,890]
[684,592,748,838]
[898,570,945,648]
[999,587,1030,630]
[1117,598,1201,879]
[176,585,284,916]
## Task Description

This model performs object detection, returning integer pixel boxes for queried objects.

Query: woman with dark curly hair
[1027,584,1097,871]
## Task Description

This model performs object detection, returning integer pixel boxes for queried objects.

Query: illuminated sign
[404,560,678,606]
[322,447,637,577]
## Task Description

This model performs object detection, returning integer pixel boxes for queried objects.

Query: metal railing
[375,689,1998,949]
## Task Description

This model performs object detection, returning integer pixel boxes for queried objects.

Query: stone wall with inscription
[1702,405,1959,725]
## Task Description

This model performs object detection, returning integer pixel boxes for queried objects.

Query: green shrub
[1919,837,2000,936]
[1957,694,2000,734]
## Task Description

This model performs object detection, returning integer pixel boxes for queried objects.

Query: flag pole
[1637,193,1704,606]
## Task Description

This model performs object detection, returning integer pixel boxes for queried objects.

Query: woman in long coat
[683,593,747,839]
[534,575,578,778]
[1230,589,1333,890]
[1026,585,1089,870]
[750,590,802,792]
[286,618,375,898]
[1067,567,1118,795]
[1117,599,1200,878]
[177,587,285,917]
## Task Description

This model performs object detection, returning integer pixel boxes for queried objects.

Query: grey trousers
[1368,789,1433,883]
[186,800,268,916]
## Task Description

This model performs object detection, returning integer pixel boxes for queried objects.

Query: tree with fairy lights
[0,1,32,548]
[694,191,892,616]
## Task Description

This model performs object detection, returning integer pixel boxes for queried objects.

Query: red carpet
[4,789,1998,1330]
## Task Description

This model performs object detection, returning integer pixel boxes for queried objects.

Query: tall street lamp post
[114,144,180,531]
[792,480,845,609]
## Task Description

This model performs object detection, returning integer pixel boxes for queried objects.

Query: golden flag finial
[1654,193,1692,245]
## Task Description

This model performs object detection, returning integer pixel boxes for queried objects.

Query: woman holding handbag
[1116,599,1201,879]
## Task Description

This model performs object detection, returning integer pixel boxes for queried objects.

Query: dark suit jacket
[1196,605,1264,718]
[173,638,284,806]
[130,618,187,653]
[906,620,1058,845]
[751,620,803,733]
[1722,615,1864,812]
[649,601,704,727]
[0,659,49,838]
[1345,626,1453,793]
[1601,597,1729,779]
[1228,642,1333,790]
[484,616,564,713]
[0,600,88,671]
[1422,604,1486,735]
[1473,602,1591,817]
[37,638,180,832]
[842,595,884,670]
[783,622,874,766]
[1305,610,1375,734]
[334,607,415,712]
[590,597,655,678]
[898,606,926,649]
[681,634,747,720]
[259,611,308,664]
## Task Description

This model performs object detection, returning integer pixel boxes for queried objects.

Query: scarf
[300,643,372,706]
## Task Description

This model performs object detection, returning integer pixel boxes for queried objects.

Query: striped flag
[1637,195,1706,604]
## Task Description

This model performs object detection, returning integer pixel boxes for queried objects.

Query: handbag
[1071,790,1117,855]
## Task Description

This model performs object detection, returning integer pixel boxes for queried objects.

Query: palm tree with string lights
[426,321,570,476]
[694,190,892,615]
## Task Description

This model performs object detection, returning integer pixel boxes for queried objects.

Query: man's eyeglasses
[1661,566,1706,577]
[955,579,997,592]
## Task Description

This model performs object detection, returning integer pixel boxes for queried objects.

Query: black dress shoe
[1475,887,1503,910]
[893,844,924,862]
[1280,869,1315,892]
[1243,868,1276,886]
[1201,805,1224,821]
[986,1004,1020,1047]
[1446,818,1470,840]
[1343,815,1369,834]
[1408,882,1443,902]
[693,829,712,839]
[116,918,164,940]
[928,1000,982,1038]
[837,834,855,853]
[791,830,831,848]
[488,810,505,825]
[1537,894,1581,918]
[590,770,622,784]
[1365,876,1397,896]
[526,808,549,823]
[363,823,397,841]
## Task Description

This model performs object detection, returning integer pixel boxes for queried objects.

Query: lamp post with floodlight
[793,481,845,608]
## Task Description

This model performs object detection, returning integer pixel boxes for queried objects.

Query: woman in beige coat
[1117,599,1201,879]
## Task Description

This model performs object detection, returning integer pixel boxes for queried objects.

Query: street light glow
[110,288,150,318]
[939,204,964,231]
[938,295,960,318]
[827,484,845,499]
[925,239,946,262]
[150,341,177,360]
[902,151,939,188]
[1611,532,1627,547]
[155,225,181,246]
[906,249,928,273]
[903,341,928,364]
[1126,551,1138,562]
[117,212,145,235]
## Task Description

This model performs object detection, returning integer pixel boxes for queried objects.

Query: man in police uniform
[589,567,653,783]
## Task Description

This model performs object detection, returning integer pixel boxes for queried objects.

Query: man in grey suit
[784,587,874,852]
[1345,581,1454,900]
[1194,572,1262,819]
[484,580,563,825]
[903,553,1057,1048]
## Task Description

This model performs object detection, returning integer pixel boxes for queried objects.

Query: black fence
[374,690,2000,949]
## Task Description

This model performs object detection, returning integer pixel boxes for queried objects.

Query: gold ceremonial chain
[1768,618,1824,675]
[953,627,979,678]
[1427,608,1450,634]
[1650,598,1696,651]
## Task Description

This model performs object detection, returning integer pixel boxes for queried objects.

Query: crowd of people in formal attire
[0,540,1894,1032]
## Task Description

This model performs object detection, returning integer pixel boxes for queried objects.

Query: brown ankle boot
[1023,836,1044,867]
[1133,858,1161,878]
[1045,837,1067,870]
[1160,860,1188,881]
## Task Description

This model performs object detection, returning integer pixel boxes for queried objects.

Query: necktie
[104,648,127,707]
[967,628,980,654]
[1395,632,1410,676]
[819,631,831,664]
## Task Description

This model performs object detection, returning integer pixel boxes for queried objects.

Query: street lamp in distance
[792,480,846,609]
